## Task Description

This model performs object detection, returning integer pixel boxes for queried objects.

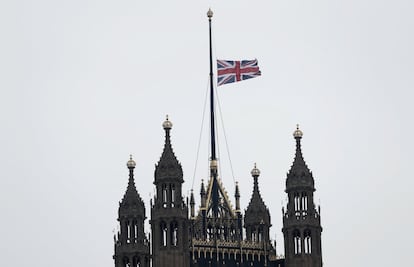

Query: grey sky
[1,0,413,266]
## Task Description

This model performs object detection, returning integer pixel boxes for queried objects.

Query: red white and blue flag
[217,59,261,86]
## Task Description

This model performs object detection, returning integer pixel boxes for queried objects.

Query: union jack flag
[217,59,261,86]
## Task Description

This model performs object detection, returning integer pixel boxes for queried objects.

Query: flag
[217,59,261,86]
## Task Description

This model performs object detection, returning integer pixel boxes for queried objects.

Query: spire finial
[207,8,213,18]
[251,163,260,177]
[235,181,240,197]
[162,114,173,130]
[127,154,136,169]
[293,124,303,138]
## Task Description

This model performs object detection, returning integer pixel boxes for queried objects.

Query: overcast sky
[1,1,413,266]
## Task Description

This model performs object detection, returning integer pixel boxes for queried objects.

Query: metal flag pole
[207,8,219,220]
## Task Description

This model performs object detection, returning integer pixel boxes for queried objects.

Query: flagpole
[207,8,219,220]
[208,9,216,161]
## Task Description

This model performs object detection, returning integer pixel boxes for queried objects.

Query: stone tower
[244,164,271,244]
[282,126,323,267]
[113,156,150,267]
[150,117,190,267]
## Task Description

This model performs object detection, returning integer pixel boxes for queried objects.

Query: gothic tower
[282,126,322,267]
[150,117,190,267]
[244,164,274,267]
[245,164,271,244]
[113,156,150,267]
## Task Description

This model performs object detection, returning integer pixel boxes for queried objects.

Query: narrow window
[207,225,213,241]
[302,192,308,211]
[171,222,178,246]
[161,222,167,246]
[230,227,236,241]
[171,184,176,207]
[293,230,301,254]
[127,221,131,243]
[294,192,301,217]
[223,226,228,241]
[162,184,167,207]
[258,226,263,242]
[304,230,312,254]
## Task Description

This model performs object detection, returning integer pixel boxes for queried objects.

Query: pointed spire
[190,189,195,204]
[200,179,206,208]
[120,155,145,211]
[200,179,206,195]
[235,182,240,211]
[286,125,314,190]
[245,163,270,225]
[235,182,240,198]
[190,189,195,218]
[155,115,183,182]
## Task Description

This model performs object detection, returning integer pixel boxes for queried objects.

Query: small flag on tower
[217,59,261,86]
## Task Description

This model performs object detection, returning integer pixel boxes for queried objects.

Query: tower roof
[245,164,270,225]
[286,125,315,190]
[154,116,183,183]
[119,155,145,216]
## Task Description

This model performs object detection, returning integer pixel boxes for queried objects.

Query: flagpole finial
[207,8,213,18]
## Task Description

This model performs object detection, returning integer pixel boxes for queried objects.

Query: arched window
[134,222,138,240]
[207,225,213,241]
[126,220,131,243]
[304,229,312,254]
[171,184,176,207]
[162,184,168,207]
[160,222,167,246]
[301,192,308,216]
[293,229,301,255]
[258,226,263,242]
[294,192,300,216]
[223,225,228,241]
[133,256,139,267]
[252,227,257,242]
[230,226,236,241]
[217,225,225,240]
[171,222,178,246]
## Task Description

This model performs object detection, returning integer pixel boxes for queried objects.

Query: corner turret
[113,156,150,267]
[282,125,323,267]
[244,163,271,242]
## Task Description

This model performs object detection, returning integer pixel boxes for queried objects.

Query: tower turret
[244,164,271,243]
[282,125,323,267]
[151,116,189,267]
[113,156,150,267]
